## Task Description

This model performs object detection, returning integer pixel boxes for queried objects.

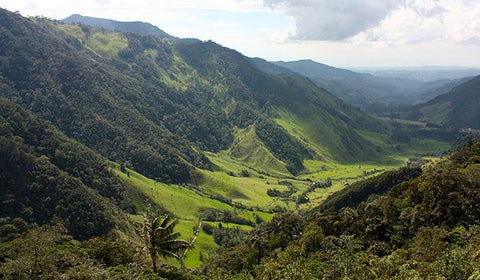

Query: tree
[140,209,189,273]
[0,225,64,279]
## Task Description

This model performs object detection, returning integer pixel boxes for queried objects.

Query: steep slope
[407,75,480,128]
[0,9,389,181]
[0,10,211,183]
[62,14,175,39]
[228,125,290,176]
[0,97,145,240]
[173,41,389,162]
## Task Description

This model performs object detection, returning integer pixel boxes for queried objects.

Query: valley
[0,7,479,280]
[111,125,449,268]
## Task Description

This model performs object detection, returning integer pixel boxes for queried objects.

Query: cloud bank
[263,0,404,40]
[263,0,480,45]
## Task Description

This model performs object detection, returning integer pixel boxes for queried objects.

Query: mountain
[406,75,480,129]
[249,57,297,76]
[0,10,390,181]
[268,59,461,108]
[0,9,466,279]
[414,76,475,104]
[62,14,176,40]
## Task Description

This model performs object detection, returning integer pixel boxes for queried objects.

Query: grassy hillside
[407,75,480,129]
[228,125,290,176]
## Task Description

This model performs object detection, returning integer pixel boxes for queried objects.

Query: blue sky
[1,0,479,68]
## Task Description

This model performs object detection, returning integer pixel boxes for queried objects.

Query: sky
[1,0,480,68]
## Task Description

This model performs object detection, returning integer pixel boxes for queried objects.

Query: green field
[111,124,451,268]
[113,164,274,268]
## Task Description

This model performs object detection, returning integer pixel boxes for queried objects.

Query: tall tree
[140,209,189,273]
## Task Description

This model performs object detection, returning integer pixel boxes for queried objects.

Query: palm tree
[141,210,189,273]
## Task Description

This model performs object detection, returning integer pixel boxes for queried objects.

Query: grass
[109,116,451,268]
[114,166,229,268]
[378,117,427,128]
[228,125,289,176]
[113,164,278,268]
[86,31,128,58]
[199,169,302,210]
[356,129,450,156]
[273,107,334,160]
[54,23,128,58]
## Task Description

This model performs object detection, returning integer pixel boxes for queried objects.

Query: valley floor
[114,134,450,268]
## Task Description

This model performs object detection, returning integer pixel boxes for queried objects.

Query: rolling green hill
[405,75,480,129]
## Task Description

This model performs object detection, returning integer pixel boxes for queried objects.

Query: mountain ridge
[407,75,480,129]
[267,59,466,108]
[0,9,390,181]
[62,14,176,40]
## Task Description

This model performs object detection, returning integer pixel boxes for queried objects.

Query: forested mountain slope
[0,97,150,240]
[0,9,390,179]
[62,14,175,39]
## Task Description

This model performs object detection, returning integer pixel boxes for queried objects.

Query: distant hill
[415,77,473,103]
[268,60,462,108]
[62,14,176,39]
[249,57,297,76]
[406,75,480,129]
[356,66,480,82]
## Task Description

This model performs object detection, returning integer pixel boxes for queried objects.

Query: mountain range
[0,9,399,239]
[264,59,472,109]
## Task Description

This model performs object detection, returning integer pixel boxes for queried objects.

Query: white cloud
[263,0,405,40]
[352,0,480,46]
[263,0,480,45]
